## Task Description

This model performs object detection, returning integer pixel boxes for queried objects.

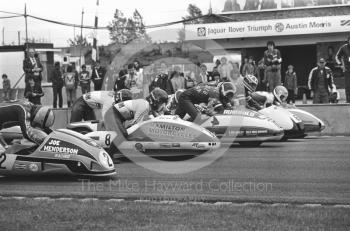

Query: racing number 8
[105,134,111,146]
[0,153,6,169]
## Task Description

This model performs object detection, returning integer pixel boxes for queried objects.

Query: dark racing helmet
[273,86,288,103]
[149,88,168,111]
[218,82,236,104]
[243,75,258,93]
[32,106,55,129]
[114,89,133,103]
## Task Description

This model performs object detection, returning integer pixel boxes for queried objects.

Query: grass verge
[0,198,349,231]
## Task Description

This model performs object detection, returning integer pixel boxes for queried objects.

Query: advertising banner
[185,15,350,40]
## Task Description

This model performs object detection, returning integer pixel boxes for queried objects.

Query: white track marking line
[11,196,25,200]
[333,205,350,209]
[106,199,125,202]
[299,204,322,208]
[1,196,350,209]
[214,202,232,206]
[155,200,178,204]
[271,203,289,207]
[56,197,73,201]
[134,199,151,203]
[80,198,98,202]
[33,197,53,201]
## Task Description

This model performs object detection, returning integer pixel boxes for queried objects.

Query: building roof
[0,43,54,52]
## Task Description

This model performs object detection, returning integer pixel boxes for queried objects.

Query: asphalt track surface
[0,137,350,205]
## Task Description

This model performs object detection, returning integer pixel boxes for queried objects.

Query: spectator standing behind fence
[264,41,282,92]
[335,35,350,103]
[134,60,147,97]
[79,65,91,94]
[284,65,298,105]
[240,57,248,75]
[52,62,64,108]
[243,0,259,10]
[2,74,11,102]
[308,58,334,104]
[184,72,197,89]
[256,59,266,91]
[170,71,185,92]
[134,60,143,81]
[242,56,256,77]
[23,48,43,86]
[230,62,241,81]
[114,64,128,91]
[124,63,143,98]
[199,64,213,83]
[64,65,79,107]
[24,78,44,105]
[219,57,233,82]
[91,60,106,91]
[223,0,241,12]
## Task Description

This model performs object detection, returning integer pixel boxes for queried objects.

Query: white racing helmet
[273,86,288,103]
[32,106,55,128]
[115,89,133,103]
[174,89,184,103]
[243,75,258,93]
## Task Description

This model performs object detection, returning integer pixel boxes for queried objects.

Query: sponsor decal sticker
[40,139,93,159]
[228,130,245,137]
[197,27,206,37]
[14,163,26,170]
[160,143,172,148]
[135,143,145,152]
[223,110,259,118]
[192,143,206,149]
[274,23,285,32]
[147,123,196,139]
[29,163,39,172]
[43,146,78,155]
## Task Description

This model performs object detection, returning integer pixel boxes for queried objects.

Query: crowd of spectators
[109,41,303,106]
[112,37,350,105]
[2,35,349,106]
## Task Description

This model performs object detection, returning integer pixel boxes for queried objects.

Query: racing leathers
[175,85,219,123]
[0,101,49,145]
[70,91,115,123]
[247,91,276,110]
[166,94,177,113]
[104,99,150,139]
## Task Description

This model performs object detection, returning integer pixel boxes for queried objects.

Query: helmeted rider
[70,90,132,123]
[104,88,168,140]
[0,101,54,147]
[114,89,133,104]
[174,82,236,122]
[237,74,262,110]
[248,85,289,110]
[217,82,237,111]
[174,85,219,123]
[166,89,184,113]
[271,85,289,105]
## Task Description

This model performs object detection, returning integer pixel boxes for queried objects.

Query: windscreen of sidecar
[56,129,101,148]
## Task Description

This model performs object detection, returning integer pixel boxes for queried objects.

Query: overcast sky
[0,0,227,47]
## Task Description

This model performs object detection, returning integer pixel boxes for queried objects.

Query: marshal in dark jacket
[308,66,334,93]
